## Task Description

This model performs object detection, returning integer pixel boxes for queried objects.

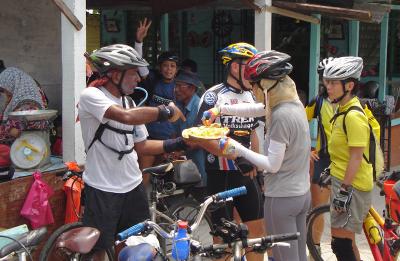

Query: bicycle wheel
[307,205,332,261]
[166,198,214,248]
[39,222,114,261]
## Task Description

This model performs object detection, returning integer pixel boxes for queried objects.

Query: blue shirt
[146,80,176,139]
[174,95,207,186]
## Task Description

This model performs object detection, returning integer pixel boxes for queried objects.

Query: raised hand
[202,107,220,126]
[136,18,152,43]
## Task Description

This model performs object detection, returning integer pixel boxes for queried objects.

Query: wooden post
[349,21,360,56]
[160,14,169,51]
[309,14,321,146]
[254,0,272,51]
[61,0,86,164]
[378,13,389,101]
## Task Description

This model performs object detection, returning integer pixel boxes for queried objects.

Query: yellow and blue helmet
[219,42,258,65]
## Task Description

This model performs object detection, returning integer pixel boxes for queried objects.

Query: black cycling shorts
[207,170,264,225]
[312,152,330,184]
[82,183,150,250]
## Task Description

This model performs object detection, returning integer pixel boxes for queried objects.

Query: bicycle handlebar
[215,186,246,201]
[117,186,248,241]
[117,223,146,241]
[199,232,300,256]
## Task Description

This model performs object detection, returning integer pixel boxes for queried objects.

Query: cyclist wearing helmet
[324,56,372,261]
[79,44,186,260]
[202,50,311,261]
[305,58,336,253]
[195,42,265,261]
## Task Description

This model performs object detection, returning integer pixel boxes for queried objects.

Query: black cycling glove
[332,186,353,213]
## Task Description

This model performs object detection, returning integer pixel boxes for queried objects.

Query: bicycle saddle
[142,163,173,177]
[0,227,47,258]
[55,227,100,254]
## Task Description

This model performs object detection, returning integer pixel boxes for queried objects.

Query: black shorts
[312,152,330,184]
[82,183,150,250]
[207,170,264,225]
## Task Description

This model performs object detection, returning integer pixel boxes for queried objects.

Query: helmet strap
[107,70,128,108]
[227,60,250,91]
[267,80,281,93]
[331,81,349,104]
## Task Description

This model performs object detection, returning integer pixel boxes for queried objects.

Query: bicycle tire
[166,197,214,251]
[307,204,384,261]
[39,222,114,261]
[306,205,330,261]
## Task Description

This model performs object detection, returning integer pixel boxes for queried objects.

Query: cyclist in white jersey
[195,42,265,261]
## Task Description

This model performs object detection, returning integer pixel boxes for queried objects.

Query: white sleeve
[79,87,114,123]
[235,139,286,173]
[133,124,148,143]
[134,42,149,77]
[220,103,265,117]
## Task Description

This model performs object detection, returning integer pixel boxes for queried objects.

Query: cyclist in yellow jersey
[305,58,336,207]
[324,56,373,261]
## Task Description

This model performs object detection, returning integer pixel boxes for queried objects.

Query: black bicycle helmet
[89,44,149,75]
[244,50,293,82]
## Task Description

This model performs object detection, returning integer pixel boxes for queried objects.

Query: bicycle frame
[365,206,399,261]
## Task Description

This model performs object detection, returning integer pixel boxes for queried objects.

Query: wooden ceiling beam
[273,1,372,21]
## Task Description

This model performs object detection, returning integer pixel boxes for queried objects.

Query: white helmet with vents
[89,44,149,75]
[323,56,363,81]
[317,57,335,75]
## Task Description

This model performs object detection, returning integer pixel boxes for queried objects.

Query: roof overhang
[86,0,392,24]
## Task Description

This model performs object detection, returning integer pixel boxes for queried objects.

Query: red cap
[178,221,188,229]
[0,144,11,167]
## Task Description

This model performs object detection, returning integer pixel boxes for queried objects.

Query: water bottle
[363,213,382,244]
[172,221,190,260]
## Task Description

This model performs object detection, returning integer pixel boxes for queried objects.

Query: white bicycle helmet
[89,44,149,75]
[317,57,335,75]
[323,56,363,81]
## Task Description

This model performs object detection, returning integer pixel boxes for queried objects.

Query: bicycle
[142,161,213,253]
[39,161,213,260]
[0,227,47,261]
[306,171,400,261]
[117,186,300,261]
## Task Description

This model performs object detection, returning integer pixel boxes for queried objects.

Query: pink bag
[20,171,54,228]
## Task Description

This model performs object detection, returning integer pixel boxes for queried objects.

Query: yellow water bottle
[363,214,382,244]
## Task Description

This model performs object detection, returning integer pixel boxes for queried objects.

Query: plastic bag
[20,171,54,228]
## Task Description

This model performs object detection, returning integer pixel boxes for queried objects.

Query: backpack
[86,96,136,160]
[331,102,384,180]
[312,95,329,156]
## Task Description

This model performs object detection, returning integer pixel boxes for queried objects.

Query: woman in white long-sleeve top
[201,50,311,261]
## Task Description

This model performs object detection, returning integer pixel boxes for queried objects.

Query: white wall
[0,0,62,112]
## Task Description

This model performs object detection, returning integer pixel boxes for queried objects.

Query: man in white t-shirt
[80,44,186,259]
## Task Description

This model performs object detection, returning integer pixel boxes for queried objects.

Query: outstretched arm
[220,138,286,173]
[220,103,265,117]
[203,103,265,125]
[104,102,185,125]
